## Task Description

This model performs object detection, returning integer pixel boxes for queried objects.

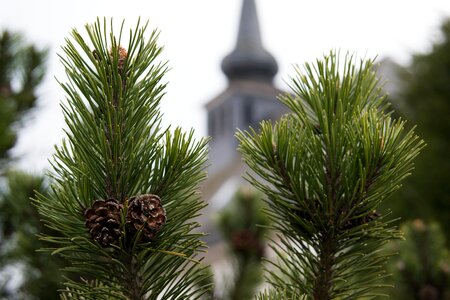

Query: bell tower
[203,0,288,208]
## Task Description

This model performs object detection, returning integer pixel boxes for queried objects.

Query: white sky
[1,0,450,171]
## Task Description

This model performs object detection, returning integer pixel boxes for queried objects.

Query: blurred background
[0,0,449,299]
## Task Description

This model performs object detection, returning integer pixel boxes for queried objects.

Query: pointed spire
[221,0,278,82]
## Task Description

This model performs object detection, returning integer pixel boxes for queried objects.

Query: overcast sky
[1,0,450,171]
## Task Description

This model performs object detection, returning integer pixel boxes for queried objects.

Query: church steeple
[221,0,278,82]
[204,0,287,180]
[202,0,288,214]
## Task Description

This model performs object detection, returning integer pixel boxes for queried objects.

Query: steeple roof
[221,0,278,82]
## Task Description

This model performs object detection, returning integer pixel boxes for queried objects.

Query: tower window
[243,98,253,126]
[217,108,224,135]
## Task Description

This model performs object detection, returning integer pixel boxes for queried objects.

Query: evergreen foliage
[0,171,66,299]
[0,29,65,299]
[387,220,449,300]
[256,289,304,300]
[389,19,450,244]
[0,30,47,164]
[237,52,424,299]
[216,187,269,300]
[35,19,211,299]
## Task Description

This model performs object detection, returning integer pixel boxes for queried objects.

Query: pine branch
[238,52,425,299]
[36,18,211,299]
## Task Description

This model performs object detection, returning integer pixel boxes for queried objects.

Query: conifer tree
[0,171,66,300]
[0,30,67,299]
[0,30,47,164]
[36,19,211,299]
[389,19,450,244]
[388,220,449,300]
[237,52,424,299]
[217,187,269,300]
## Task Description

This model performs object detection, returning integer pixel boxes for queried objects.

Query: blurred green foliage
[0,30,47,164]
[386,220,449,300]
[376,18,450,300]
[216,186,269,300]
[390,19,450,243]
[0,171,67,300]
[0,29,67,299]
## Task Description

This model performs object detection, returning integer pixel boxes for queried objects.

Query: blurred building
[201,0,288,249]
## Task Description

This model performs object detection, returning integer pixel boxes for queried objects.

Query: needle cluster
[237,52,424,299]
[36,19,211,299]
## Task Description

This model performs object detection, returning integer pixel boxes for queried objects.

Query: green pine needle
[237,51,425,299]
[35,18,211,299]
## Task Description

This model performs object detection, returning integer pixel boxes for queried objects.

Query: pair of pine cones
[84,194,166,247]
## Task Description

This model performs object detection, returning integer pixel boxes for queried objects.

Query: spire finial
[221,0,278,82]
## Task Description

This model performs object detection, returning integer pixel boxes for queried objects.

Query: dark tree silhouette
[390,19,450,244]
[0,30,67,299]
[0,30,47,163]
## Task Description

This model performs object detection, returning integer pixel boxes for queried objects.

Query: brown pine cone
[116,46,127,74]
[419,285,439,300]
[231,229,264,258]
[84,198,123,247]
[126,194,166,243]
[92,46,127,74]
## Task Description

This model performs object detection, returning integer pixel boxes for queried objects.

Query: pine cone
[231,229,264,258]
[126,194,166,242]
[92,46,127,74]
[419,285,439,300]
[116,46,128,74]
[84,198,123,247]
[106,46,128,74]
